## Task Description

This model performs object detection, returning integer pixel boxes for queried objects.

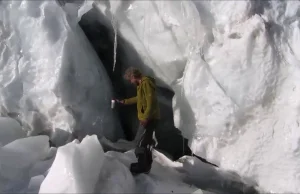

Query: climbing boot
[130,148,152,175]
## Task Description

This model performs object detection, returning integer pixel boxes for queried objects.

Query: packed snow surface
[38,135,254,194]
[1,0,300,193]
[2,131,247,194]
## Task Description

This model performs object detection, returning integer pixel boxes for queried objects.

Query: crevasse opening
[1,0,300,193]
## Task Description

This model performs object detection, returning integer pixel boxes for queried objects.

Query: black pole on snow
[193,154,219,168]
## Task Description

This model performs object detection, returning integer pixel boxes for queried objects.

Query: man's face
[129,76,139,85]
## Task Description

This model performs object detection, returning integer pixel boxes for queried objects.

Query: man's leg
[130,120,157,174]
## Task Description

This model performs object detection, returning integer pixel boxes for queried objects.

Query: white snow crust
[1,0,300,193]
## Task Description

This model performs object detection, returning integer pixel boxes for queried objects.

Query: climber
[116,67,160,174]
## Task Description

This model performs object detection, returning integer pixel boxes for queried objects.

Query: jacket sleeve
[124,96,137,105]
[142,80,155,120]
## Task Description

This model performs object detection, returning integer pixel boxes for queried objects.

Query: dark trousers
[138,119,157,148]
[133,119,158,169]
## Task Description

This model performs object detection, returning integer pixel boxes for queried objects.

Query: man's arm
[123,96,137,105]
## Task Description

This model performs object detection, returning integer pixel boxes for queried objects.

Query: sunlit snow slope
[0,0,123,144]
[93,0,300,193]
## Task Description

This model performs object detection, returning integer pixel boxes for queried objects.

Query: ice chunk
[0,136,50,181]
[0,136,51,192]
[95,155,136,193]
[39,135,104,193]
[0,117,26,146]
[29,157,55,178]
[50,128,72,147]
[27,175,45,194]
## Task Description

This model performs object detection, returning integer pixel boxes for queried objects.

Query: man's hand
[116,99,125,104]
[140,119,149,127]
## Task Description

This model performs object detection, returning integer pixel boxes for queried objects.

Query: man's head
[124,67,143,85]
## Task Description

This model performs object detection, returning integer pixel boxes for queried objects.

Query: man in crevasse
[116,67,160,174]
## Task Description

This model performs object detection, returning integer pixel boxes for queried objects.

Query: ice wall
[92,1,203,88]
[0,0,123,143]
[93,0,300,192]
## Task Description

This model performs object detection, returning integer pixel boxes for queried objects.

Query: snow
[94,148,256,194]
[93,1,300,193]
[0,117,26,146]
[39,135,214,194]
[0,0,123,142]
[94,0,204,88]
[0,132,249,194]
[0,135,54,193]
[27,175,45,194]
[39,135,104,193]
[95,150,195,194]
[1,0,300,193]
